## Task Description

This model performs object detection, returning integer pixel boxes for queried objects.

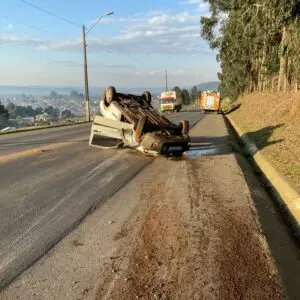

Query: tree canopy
[0,102,9,129]
[182,89,191,105]
[189,86,199,103]
[6,103,44,118]
[50,91,58,99]
[70,90,84,99]
[172,86,183,105]
[45,106,60,118]
[61,109,73,118]
[200,0,300,99]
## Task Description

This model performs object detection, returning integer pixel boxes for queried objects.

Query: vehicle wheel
[176,105,182,112]
[134,115,146,141]
[180,120,189,135]
[105,86,116,105]
[142,91,152,105]
[101,90,107,109]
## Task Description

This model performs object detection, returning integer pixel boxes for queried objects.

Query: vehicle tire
[176,105,182,112]
[142,91,152,105]
[134,115,146,141]
[180,120,189,135]
[105,86,116,105]
[101,90,107,109]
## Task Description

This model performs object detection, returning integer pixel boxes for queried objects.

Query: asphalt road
[2,114,300,300]
[0,123,91,156]
[0,112,202,290]
[0,112,200,157]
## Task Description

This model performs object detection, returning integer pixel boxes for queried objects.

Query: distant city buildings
[35,113,53,123]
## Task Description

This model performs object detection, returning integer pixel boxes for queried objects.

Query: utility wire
[1,16,61,37]
[18,0,143,67]
[85,32,144,66]
[20,0,80,28]
[1,15,81,47]
[2,16,132,63]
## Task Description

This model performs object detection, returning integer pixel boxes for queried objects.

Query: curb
[226,115,300,235]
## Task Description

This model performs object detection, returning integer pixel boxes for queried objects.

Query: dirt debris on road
[1,114,294,300]
[96,153,284,300]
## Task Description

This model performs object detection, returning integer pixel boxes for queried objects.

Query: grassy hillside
[230,92,300,191]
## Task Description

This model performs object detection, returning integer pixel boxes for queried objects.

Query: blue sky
[0,0,219,88]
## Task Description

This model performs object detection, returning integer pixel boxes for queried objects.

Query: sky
[0,0,219,88]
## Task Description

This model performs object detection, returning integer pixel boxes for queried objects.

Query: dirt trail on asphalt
[95,116,284,300]
[2,115,293,300]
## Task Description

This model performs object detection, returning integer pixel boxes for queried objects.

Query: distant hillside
[0,86,164,97]
[196,81,220,92]
[0,82,221,97]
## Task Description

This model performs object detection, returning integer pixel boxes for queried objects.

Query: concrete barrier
[227,115,300,236]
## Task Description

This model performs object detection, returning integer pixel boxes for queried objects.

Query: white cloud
[7,24,13,30]
[35,10,207,55]
[195,2,210,13]
[94,11,200,27]
[48,60,135,70]
[0,35,43,46]
[179,0,210,15]
[170,69,185,76]
[1,8,210,56]
[0,8,219,87]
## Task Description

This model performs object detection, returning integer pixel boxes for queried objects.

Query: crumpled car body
[89,86,191,156]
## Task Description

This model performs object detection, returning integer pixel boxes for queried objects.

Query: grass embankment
[229,92,300,191]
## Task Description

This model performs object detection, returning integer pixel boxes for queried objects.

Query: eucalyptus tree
[200,0,300,97]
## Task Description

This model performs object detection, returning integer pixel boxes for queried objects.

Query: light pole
[82,12,114,121]
[165,70,168,92]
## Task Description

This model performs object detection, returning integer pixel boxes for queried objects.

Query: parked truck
[200,91,221,113]
[160,91,182,113]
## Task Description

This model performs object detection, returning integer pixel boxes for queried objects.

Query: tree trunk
[249,77,253,93]
[278,26,288,92]
[263,46,267,92]
[272,76,278,91]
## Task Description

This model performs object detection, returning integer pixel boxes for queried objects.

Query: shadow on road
[224,110,299,298]
[234,149,300,300]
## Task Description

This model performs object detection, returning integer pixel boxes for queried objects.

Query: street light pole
[82,12,114,122]
[165,69,168,92]
[82,25,90,122]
